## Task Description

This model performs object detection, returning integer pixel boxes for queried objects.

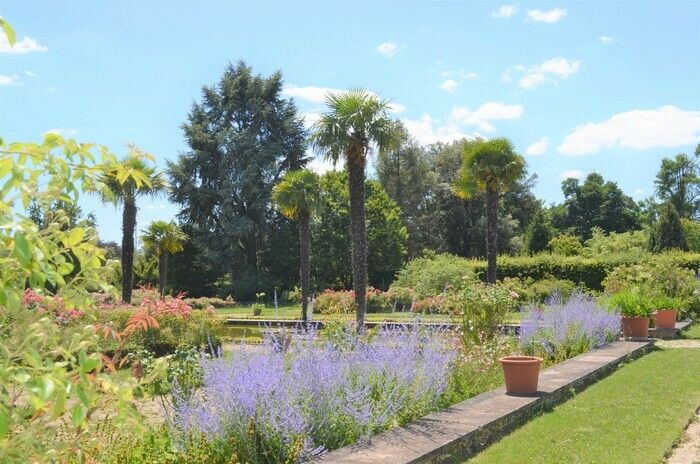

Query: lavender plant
[520,291,621,360]
[169,325,457,463]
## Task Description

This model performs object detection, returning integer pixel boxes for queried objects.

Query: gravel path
[666,410,700,464]
[656,340,700,349]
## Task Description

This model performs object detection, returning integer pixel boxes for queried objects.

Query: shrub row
[407,252,700,291]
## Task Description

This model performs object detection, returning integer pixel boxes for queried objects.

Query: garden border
[312,339,654,464]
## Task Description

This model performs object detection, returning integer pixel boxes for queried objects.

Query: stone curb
[312,339,654,464]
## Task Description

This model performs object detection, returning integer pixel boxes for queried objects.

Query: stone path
[656,339,700,349]
[666,410,700,464]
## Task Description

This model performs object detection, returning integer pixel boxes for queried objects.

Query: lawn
[464,347,700,464]
[214,304,523,324]
[681,321,700,339]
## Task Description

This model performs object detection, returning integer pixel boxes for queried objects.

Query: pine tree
[525,210,551,254]
[650,202,688,252]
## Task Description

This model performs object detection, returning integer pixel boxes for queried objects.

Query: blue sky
[1,1,699,243]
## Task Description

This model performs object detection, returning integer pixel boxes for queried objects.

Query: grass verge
[680,321,700,339]
[465,347,700,464]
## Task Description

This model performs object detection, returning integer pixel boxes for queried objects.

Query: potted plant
[651,295,683,329]
[609,290,652,339]
[499,355,543,395]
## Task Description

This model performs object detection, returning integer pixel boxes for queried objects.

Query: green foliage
[391,252,476,298]
[0,135,164,461]
[501,276,577,304]
[168,61,307,299]
[549,234,583,256]
[272,169,321,220]
[552,172,641,240]
[649,294,684,311]
[603,257,699,317]
[451,283,520,345]
[452,138,526,199]
[608,290,653,317]
[582,227,650,256]
[654,151,700,219]
[142,221,187,256]
[409,251,700,291]
[650,202,688,252]
[312,172,408,290]
[525,210,551,254]
[681,219,700,252]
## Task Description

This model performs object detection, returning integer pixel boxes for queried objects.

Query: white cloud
[402,102,522,144]
[527,8,567,23]
[492,5,519,18]
[525,137,549,156]
[0,74,19,85]
[308,155,343,174]
[0,35,48,54]
[558,106,700,155]
[450,102,524,132]
[634,188,645,196]
[143,203,166,211]
[301,112,321,129]
[45,128,79,137]
[283,85,406,113]
[47,85,55,92]
[401,114,472,145]
[464,72,480,80]
[504,57,581,89]
[598,35,615,44]
[561,169,583,179]
[376,42,399,57]
[24,70,38,78]
[439,79,458,92]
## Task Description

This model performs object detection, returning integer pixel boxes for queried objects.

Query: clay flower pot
[654,310,678,329]
[499,355,543,395]
[621,316,650,338]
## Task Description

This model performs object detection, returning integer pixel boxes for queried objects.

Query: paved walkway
[666,410,700,464]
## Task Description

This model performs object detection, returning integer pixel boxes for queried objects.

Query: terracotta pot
[621,316,650,338]
[654,310,678,329]
[499,355,543,395]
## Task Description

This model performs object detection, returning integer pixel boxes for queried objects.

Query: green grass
[464,348,700,464]
[214,304,523,324]
[680,321,700,339]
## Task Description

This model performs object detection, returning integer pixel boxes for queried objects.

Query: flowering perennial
[520,291,620,359]
[170,325,457,462]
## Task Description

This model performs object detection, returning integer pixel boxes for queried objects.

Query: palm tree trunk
[347,154,368,332]
[485,188,499,284]
[158,252,168,298]
[298,210,311,323]
[121,198,136,303]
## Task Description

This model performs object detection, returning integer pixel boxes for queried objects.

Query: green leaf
[0,408,8,439]
[70,404,85,426]
[12,231,31,266]
[0,19,16,47]
[65,228,84,247]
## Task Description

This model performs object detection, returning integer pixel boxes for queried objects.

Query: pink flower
[509,291,520,299]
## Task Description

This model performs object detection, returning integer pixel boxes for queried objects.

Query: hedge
[464,252,700,291]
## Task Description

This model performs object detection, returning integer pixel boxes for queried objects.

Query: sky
[1,1,699,243]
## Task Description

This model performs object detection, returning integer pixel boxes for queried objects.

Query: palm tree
[141,220,187,297]
[453,138,526,283]
[311,89,396,331]
[272,169,321,322]
[101,147,166,303]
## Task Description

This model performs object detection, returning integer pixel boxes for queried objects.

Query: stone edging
[312,340,654,464]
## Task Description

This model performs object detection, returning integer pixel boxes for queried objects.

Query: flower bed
[168,325,457,462]
[519,291,621,360]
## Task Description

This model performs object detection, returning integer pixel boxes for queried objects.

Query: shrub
[501,277,577,304]
[314,289,355,314]
[604,257,700,317]
[391,252,476,298]
[251,303,265,316]
[93,296,222,356]
[383,286,416,312]
[366,288,393,313]
[520,292,620,360]
[549,234,583,256]
[451,283,520,345]
[170,325,457,462]
[608,290,653,318]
